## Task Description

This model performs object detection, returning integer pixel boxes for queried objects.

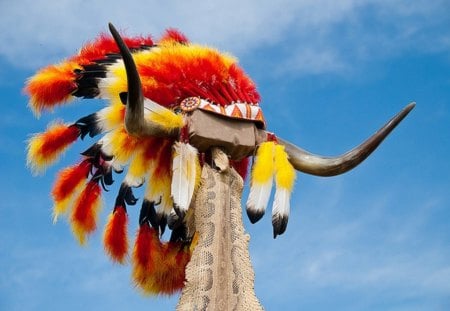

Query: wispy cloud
[250,180,450,308]
[1,0,448,75]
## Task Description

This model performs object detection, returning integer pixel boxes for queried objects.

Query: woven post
[177,148,263,310]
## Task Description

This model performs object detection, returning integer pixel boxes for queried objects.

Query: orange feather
[103,206,129,264]
[27,123,80,173]
[71,180,102,244]
[25,61,79,115]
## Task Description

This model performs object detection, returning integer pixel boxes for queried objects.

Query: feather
[96,101,125,131]
[132,225,163,295]
[51,160,91,223]
[103,206,129,264]
[124,138,161,188]
[272,144,296,238]
[143,98,184,131]
[246,141,275,223]
[71,180,102,245]
[74,113,104,139]
[25,61,79,115]
[171,142,200,218]
[145,141,174,217]
[99,127,139,166]
[27,122,80,174]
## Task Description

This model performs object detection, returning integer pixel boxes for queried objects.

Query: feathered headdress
[24,24,280,295]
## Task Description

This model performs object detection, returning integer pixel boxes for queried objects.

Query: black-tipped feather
[139,199,159,229]
[75,113,102,139]
[246,209,265,224]
[272,215,288,238]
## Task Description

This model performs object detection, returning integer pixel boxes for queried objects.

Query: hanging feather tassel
[71,180,102,245]
[272,144,296,238]
[152,242,190,295]
[103,183,138,263]
[171,142,200,218]
[51,160,91,223]
[246,141,275,223]
[132,224,164,295]
[103,206,129,264]
[27,122,80,174]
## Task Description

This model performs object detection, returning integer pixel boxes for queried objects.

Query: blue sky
[1,1,449,310]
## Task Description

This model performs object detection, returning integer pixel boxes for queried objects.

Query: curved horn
[277,103,415,176]
[108,23,178,138]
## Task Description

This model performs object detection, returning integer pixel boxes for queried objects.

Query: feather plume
[52,160,91,222]
[152,242,190,295]
[96,102,125,132]
[132,225,163,295]
[124,138,161,187]
[27,122,80,174]
[103,206,129,264]
[145,141,174,217]
[171,142,200,218]
[272,144,296,238]
[143,98,184,131]
[99,127,139,165]
[25,61,79,115]
[71,180,102,245]
[246,141,275,223]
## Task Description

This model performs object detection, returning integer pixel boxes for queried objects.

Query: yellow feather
[252,141,275,183]
[246,141,275,223]
[272,144,296,237]
[274,144,296,191]
[52,183,83,223]
[146,174,173,215]
[143,98,184,131]
[125,144,151,187]
[101,127,138,165]
[96,100,124,131]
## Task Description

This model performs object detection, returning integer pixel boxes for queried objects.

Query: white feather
[124,174,145,188]
[272,187,291,237]
[143,98,173,118]
[272,188,290,220]
[246,178,273,217]
[171,142,198,214]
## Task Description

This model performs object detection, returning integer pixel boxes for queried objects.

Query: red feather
[71,180,102,244]
[103,206,129,264]
[159,28,189,45]
[25,62,78,114]
[52,160,91,203]
[72,33,153,65]
[155,242,190,295]
[39,124,79,157]
[132,225,163,293]
[27,123,80,172]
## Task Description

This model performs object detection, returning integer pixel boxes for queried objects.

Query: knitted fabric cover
[177,149,263,310]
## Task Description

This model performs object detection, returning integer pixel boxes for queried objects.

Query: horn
[108,23,178,138]
[276,103,415,176]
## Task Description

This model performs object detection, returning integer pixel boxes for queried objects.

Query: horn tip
[108,23,121,41]
[405,102,416,113]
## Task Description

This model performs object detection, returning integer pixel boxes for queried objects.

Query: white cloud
[0,0,448,75]
[250,180,450,308]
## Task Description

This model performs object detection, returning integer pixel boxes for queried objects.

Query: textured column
[177,150,263,310]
